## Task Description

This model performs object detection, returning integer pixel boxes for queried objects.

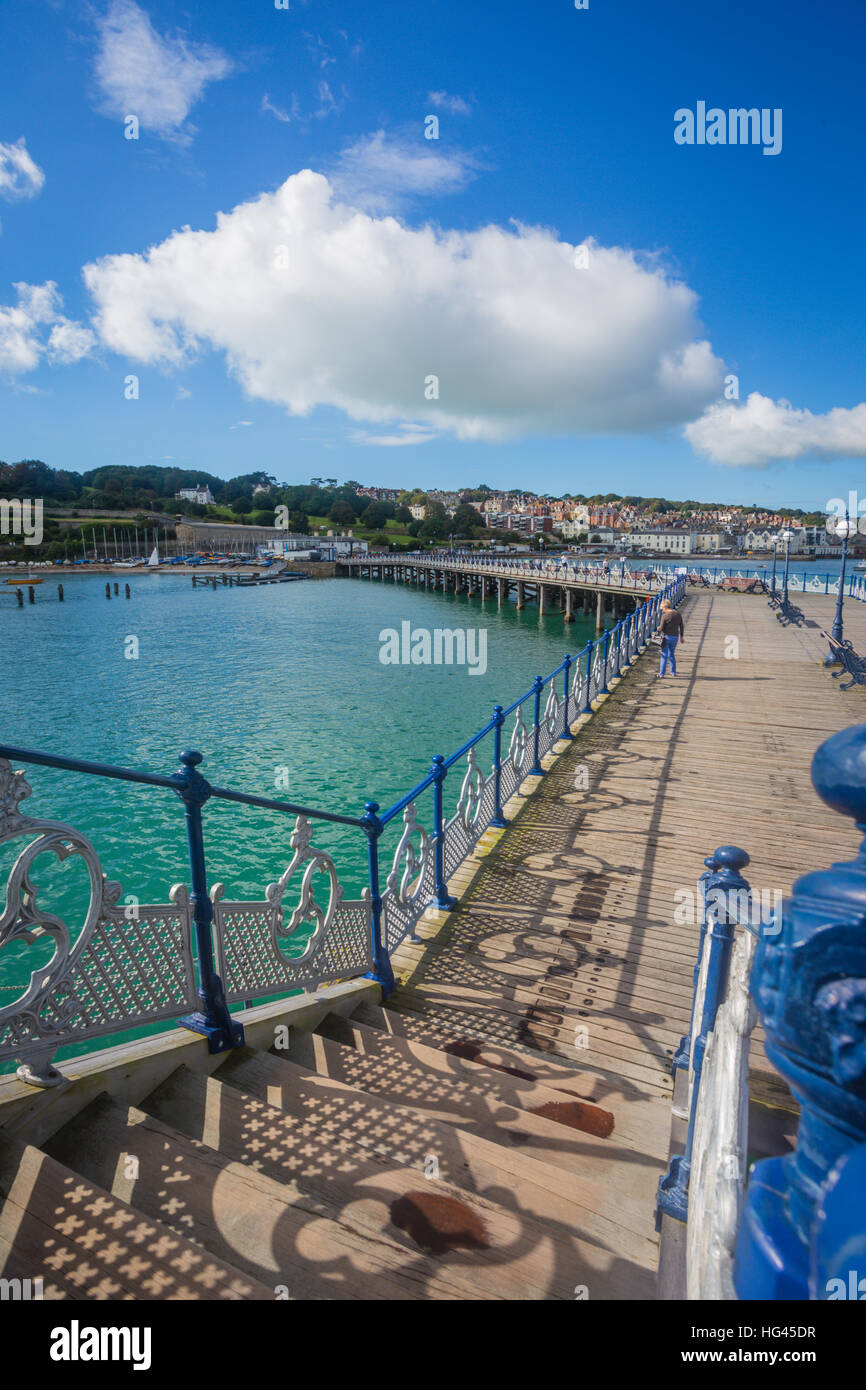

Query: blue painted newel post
[530,676,544,774]
[361,798,396,995]
[172,750,244,1053]
[491,704,507,828]
[561,655,574,740]
[431,754,458,909]
[734,724,866,1298]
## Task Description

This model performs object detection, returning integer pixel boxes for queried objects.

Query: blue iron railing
[0,573,684,1085]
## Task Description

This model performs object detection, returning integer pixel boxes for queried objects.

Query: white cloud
[684,392,866,467]
[230,420,253,429]
[331,130,478,211]
[0,138,45,200]
[82,168,727,442]
[0,281,95,374]
[93,0,233,143]
[428,91,472,116]
[261,93,295,124]
[353,424,439,447]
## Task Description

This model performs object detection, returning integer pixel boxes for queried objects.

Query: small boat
[5,575,44,586]
[147,546,160,568]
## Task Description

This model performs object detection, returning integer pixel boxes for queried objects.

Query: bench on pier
[767,591,803,625]
[821,631,866,689]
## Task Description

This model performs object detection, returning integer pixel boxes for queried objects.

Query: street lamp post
[824,513,853,665]
[770,534,779,596]
[781,529,793,605]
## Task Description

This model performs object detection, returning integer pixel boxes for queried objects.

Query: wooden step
[391,983,675,1092]
[213,1043,659,1282]
[350,1000,665,1147]
[287,1023,667,1194]
[42,1093,532,1301]
[0,1129,269,1301]
[353,998,632,1091]
[139,1063,609,1300]
[314,1010,653,1146]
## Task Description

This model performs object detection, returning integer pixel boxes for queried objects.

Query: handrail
[0,570,684,1084]
[0,742,367,828]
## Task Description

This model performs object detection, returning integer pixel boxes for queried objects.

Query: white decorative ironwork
[0,758,200,1086]
[457,748,484,831]
[381,802,435,952]
[543,683,560,736]
[508,707,529,775]
[386,803,431,905]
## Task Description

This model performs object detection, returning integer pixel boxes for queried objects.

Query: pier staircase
[0,991,658,1300]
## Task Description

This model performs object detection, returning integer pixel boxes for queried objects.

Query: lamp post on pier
[824,512,854,665]
[780,528,793,605]
[770,534,779,596]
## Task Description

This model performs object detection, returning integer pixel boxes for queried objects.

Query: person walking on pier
[658,599,684,677]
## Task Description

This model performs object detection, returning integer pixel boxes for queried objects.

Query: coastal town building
[175,486,215,506]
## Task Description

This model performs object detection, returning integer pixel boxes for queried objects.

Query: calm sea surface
[1,573,612,1044]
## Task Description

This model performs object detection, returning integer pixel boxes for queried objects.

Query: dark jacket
[659,608,684,638]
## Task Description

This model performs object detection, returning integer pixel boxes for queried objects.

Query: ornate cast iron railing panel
[0,758,200,1085]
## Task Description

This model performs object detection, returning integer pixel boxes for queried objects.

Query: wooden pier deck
[371,589,866,1288]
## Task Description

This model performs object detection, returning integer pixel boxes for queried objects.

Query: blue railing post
[172,750,244,1054]
[561,655,574,740]
[581,640,594,713]
[362,799,395,995]
[657,844,750,1225]
[530,675,544,774]
[735,725,866,1298]
[431,754,457,909]
[491,704,507,827]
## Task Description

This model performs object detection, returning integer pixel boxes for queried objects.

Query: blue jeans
[659,634,678,675]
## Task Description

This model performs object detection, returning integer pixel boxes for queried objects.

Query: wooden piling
[57,584,64,602]
[125,584,130,599]
[105,582,111,599]
[113,582,119,595]
[16,589,23,607]
[28,585,35,604]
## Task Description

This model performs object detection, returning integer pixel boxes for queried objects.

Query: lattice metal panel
[214,896,372,1003]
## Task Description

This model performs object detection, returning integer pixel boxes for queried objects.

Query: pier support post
[516,581,525,611]
[497,578,505,605]
[564,588,574,623]
[539,584,547,616]
[596,590,605,632]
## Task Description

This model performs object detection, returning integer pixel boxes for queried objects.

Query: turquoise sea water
[0,573,612,1044]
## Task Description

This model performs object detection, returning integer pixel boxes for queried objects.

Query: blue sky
[1,0,864,509]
